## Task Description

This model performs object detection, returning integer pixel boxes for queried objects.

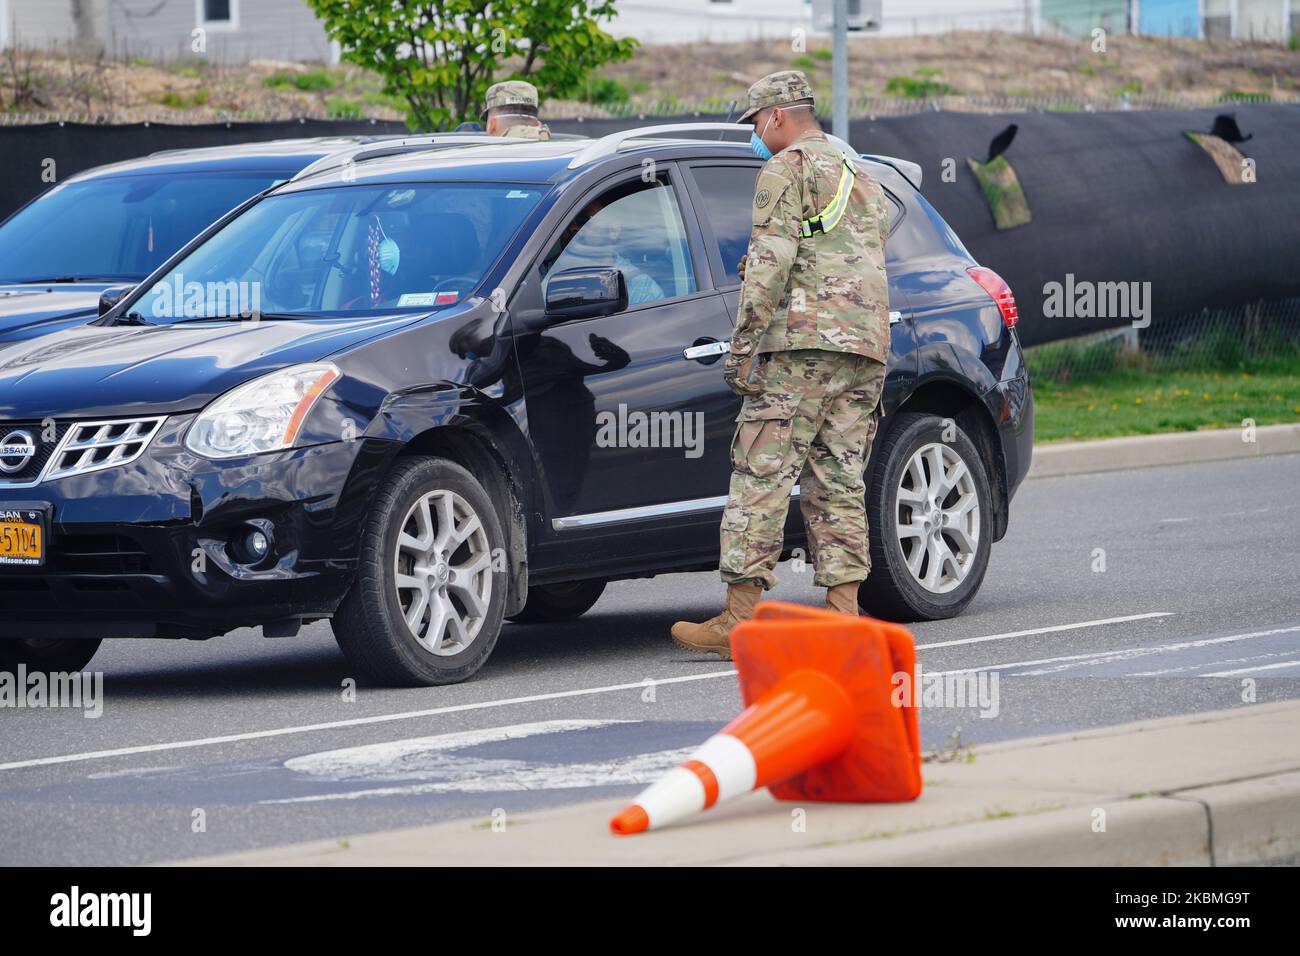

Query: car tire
[859,411,993,621]
[332,456,508,687]
[0,638,102,673]
[507,579,607,623]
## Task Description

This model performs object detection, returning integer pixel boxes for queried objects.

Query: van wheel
[0,638,102,672]
[507,579,607,623]
[859,412,993,621]
[333,457,507,686]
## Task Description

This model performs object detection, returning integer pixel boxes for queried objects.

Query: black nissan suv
[0,125,1033,686]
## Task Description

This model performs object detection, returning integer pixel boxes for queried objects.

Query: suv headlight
[185,363,342,459]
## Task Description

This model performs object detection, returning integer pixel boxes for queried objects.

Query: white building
[605,0,1035,44]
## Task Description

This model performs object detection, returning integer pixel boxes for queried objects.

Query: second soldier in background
[482,80,552,140]
[672,70,893,659]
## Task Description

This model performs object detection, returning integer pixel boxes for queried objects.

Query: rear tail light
[967,266,1018,328]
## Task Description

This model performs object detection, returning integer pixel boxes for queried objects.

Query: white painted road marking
[1202,658,1300,678]
[913,612,1173,650]
[0,611,1177,773]
[0,671,736,773]
[267,719,693,804]
[928,624,1300,677]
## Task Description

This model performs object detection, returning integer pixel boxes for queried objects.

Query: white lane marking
[285,719,629,780]
[263,718,700,803]
[0,671,737,773]
[0,611,1181,773]
[927,624,1300,677]
[1130,649,1300,677]
[913,612,1173,650]
[1201,659,1300,678]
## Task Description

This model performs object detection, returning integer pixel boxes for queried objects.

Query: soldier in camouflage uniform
[482,80,552,141]
[671,71,892,660]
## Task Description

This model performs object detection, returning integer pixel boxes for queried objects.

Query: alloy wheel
[392,489,494,655]
[894,442,980,594]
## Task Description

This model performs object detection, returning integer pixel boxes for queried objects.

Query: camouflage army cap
[738,70,815,124]
[482,80,540,118]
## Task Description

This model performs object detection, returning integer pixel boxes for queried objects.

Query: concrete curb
[1027,422,1300,479]
[176,701,1300,868]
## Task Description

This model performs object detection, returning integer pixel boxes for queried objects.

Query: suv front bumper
[0,415,394,639]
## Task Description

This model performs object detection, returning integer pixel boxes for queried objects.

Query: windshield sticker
[397,292,438,307]
[506,190,531,199]
[397,292,459,307]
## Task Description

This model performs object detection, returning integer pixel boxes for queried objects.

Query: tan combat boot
[670,584,762,660]
[826,582,862,616]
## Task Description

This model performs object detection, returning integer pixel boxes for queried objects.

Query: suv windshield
[133,182,546,321]
[0,171,287,284]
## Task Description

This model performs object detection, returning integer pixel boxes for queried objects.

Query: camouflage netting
[842,104,1299,347]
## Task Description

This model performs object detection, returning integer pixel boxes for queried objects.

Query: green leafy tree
[305,1,637,130]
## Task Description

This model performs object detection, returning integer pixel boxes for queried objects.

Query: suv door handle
[889,310,903,325]
[683,340,730,361]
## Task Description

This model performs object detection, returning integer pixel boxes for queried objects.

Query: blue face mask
[750,131,773,161]
[378,237,401,276]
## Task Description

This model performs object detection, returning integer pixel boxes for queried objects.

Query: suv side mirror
[98,285,134,317]
[544,268,627,322]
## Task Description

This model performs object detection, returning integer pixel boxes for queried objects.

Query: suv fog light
[244,528,271,563]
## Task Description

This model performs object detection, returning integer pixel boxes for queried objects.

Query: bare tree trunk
[71,0,103,57]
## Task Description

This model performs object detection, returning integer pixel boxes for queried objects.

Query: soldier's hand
[736,254,747,281]
[723,350,762,397]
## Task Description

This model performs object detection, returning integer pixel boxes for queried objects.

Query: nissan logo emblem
[0,430,36,474]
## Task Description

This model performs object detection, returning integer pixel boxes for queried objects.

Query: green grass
[884,70,957,98]
[159,88,209,108]
[264,69,335,92]
[1028,328,1300,442]
[1031,363,1300,442]
[325,95,365,119]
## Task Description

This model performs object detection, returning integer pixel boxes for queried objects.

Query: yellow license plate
[0,508,45,567]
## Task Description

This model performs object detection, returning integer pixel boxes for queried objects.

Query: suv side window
[541,178,696,307]
[691,163,906,284]
[689,165,758,286]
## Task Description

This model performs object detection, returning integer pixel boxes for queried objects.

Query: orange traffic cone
[610,601,921,835]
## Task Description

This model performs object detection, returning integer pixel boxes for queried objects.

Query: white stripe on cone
[628,733,758,832]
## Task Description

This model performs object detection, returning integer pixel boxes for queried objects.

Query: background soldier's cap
[482,80,540,119]
[738,70,816,124]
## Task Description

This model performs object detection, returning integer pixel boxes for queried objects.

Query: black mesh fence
[4,107,1300,353]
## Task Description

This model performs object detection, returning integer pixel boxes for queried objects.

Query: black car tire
[859,412,993,621]
[0,638,102,672]
[507,579,607,623]
[332,456,508,687]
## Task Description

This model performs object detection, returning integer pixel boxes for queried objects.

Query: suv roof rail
[291,133,500,181]
[566,123,756,168]
[564,123,916,181]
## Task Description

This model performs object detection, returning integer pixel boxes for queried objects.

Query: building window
[196,0,239,30]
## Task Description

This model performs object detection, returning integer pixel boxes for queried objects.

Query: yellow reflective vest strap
[799,152,857,238]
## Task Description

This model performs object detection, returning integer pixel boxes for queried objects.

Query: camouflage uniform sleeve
[731,156,802,357]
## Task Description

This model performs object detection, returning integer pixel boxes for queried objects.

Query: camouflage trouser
[720,348,886,590]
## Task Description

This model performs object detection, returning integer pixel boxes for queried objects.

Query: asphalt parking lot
[1,452,1297,866]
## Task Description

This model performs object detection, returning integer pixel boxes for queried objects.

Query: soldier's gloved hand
[723,350,762,397]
